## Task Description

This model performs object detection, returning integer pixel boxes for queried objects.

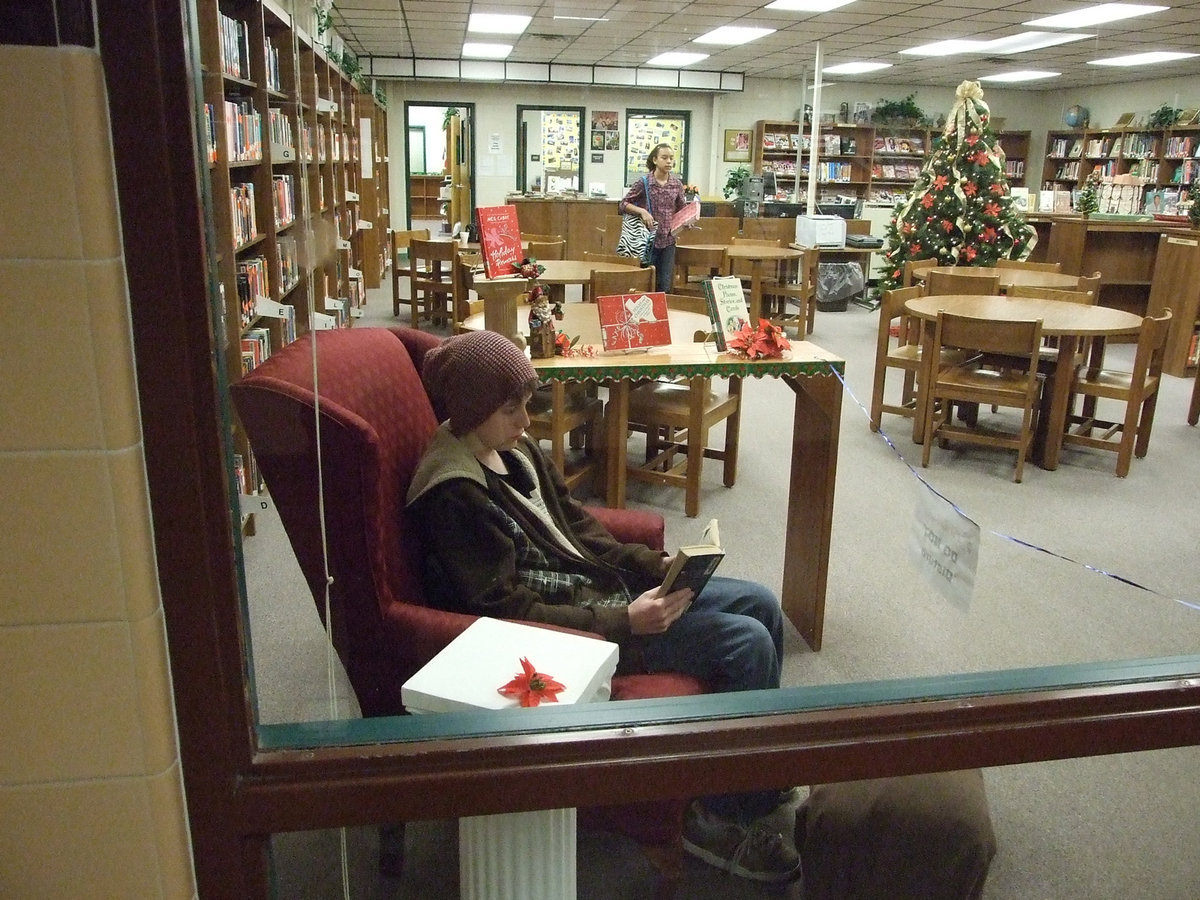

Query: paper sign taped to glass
[907,484,980,610]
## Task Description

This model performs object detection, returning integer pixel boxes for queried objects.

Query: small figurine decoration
[517,257,561,358]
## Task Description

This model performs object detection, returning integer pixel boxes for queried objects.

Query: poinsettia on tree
[876,80,1037,293]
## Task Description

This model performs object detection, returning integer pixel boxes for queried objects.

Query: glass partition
[516,104,585,193]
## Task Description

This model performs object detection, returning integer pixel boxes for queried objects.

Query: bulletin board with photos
[541,110,581,192]
[625,110,689,188]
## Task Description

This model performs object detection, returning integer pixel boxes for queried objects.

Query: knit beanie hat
[421,330,538,434]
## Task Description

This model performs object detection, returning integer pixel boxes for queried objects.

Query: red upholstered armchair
[230,326,706,896]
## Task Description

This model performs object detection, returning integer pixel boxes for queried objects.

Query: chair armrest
[586,505,665,551]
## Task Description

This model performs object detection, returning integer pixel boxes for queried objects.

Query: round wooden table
[472,259,641,343]
[904,294,1143,469]
[922,266,1081,292]
[676,242,803,322]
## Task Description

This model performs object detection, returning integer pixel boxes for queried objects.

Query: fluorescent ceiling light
[1090,50,1198,66]
[985,31,1093,53]
[646,51,709,66]
[764,0,856,12]
[553,15,609,21]
[902,31,1091,56]
[693,26,775,45]
[467,13,530,35]
[1026,3,1167,29]
[462,42,512,59]
[823,61,892,74]
[980,70,1061,82]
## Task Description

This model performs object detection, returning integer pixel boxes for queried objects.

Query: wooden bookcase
[997,131,1031,187]
[196,0,385,532]
[1146,232,1200,376]
[753,121,1029,204]
[409,174,446,221]
[1042,122,1200,199]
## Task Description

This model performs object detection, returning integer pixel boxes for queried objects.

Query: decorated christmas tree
[877,81,1037,292]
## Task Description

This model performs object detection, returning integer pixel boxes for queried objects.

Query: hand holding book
[659,518,724,596]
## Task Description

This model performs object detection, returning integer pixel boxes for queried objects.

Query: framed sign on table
[724,128,752,162]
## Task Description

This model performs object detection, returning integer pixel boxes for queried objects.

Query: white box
[401,617,619,714]
[795,214,847,249]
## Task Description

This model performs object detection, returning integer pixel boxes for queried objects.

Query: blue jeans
[623,576,786,824]
[648,242,676,294]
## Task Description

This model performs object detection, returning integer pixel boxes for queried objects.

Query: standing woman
[619,143,687,293]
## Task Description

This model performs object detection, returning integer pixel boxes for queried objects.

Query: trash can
[817,262,865,312]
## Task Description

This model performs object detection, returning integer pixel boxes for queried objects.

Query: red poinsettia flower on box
[497,657,566,707]
[727,318,791,360]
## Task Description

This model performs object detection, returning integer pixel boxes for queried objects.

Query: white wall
[382,73,1200,228]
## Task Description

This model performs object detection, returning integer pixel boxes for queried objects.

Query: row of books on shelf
[822,134,858,155]
[1049,137,1083,158]
[272,173,295,230]
[870,161,922,180]
[1187,331,1200,368]
[1053,161,1082,181]
[232,452,261,500]
[204,103,217,164]
[1006,160,1025,178]
[217,11,252,80]
[762,132,800,151]
[231,182,259,248]
[277,235,300,296]
[1122,134,1159,159]
[264,34,283,93]
[814,162,854,182]
[267,108,294,157]
[225,99,262,163]
[764,161,797,176]
[872,135,924,154]
[1169,158,1200,183]
[237,256,270,328]
[1163,135,1200,158]
[240,326,272,374]
[301,123,329,164]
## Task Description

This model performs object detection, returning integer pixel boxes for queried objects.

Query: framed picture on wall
[724,129,752,162]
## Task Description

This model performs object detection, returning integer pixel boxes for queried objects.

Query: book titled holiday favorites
[476,204,523,279]
[701,275,750,352]
[596,291,672,351]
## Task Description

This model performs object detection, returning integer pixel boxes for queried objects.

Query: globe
[1065,105,1089,128]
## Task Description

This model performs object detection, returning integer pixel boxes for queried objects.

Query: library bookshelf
[1042,123,1200,197]
[752,119,1031,205]
[197,0,388,533]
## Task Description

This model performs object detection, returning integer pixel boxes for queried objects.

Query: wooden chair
[766,247,819,336]
[996,258,1063,272]
[1062,310,1172,476]
[1190,366,1200,426]
[526,239,566,260]
[902,257,937,288]
[1076,271,1102,298]
[391,228,431,316]
[729,235,784,285]
[1005,284,1097,373]
[583,250,631,266]
[624,295,742,517]
[408,238,456,327]
[451,249,482,334]
[520,231,564,244]
[870,285,971,433]
[590,265,656,303]
[920,311,1044,483]
[925,269,1001,297]
[674,245,727,295]
[526,382,605,495]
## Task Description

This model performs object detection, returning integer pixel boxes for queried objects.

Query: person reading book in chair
[407,331,800,884]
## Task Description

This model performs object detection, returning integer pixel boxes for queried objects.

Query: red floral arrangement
[554,331,598,358]
[727,318,791,360]
[497,657,565,707]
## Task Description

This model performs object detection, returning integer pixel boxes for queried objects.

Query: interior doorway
[402,102,476,233]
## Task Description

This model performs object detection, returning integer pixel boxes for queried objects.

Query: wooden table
[471,259,641,343]
[677,242,803,322]
[537,342,844,651]
[461,303,845,649]
[905,295,1143,469]
[921,266,1082,292]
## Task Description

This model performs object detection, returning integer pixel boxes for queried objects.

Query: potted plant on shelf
[1150,104,1181,129]
[873,94,928,127]
[723,165,750,199]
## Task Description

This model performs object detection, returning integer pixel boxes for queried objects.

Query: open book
[660,519,724,596]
